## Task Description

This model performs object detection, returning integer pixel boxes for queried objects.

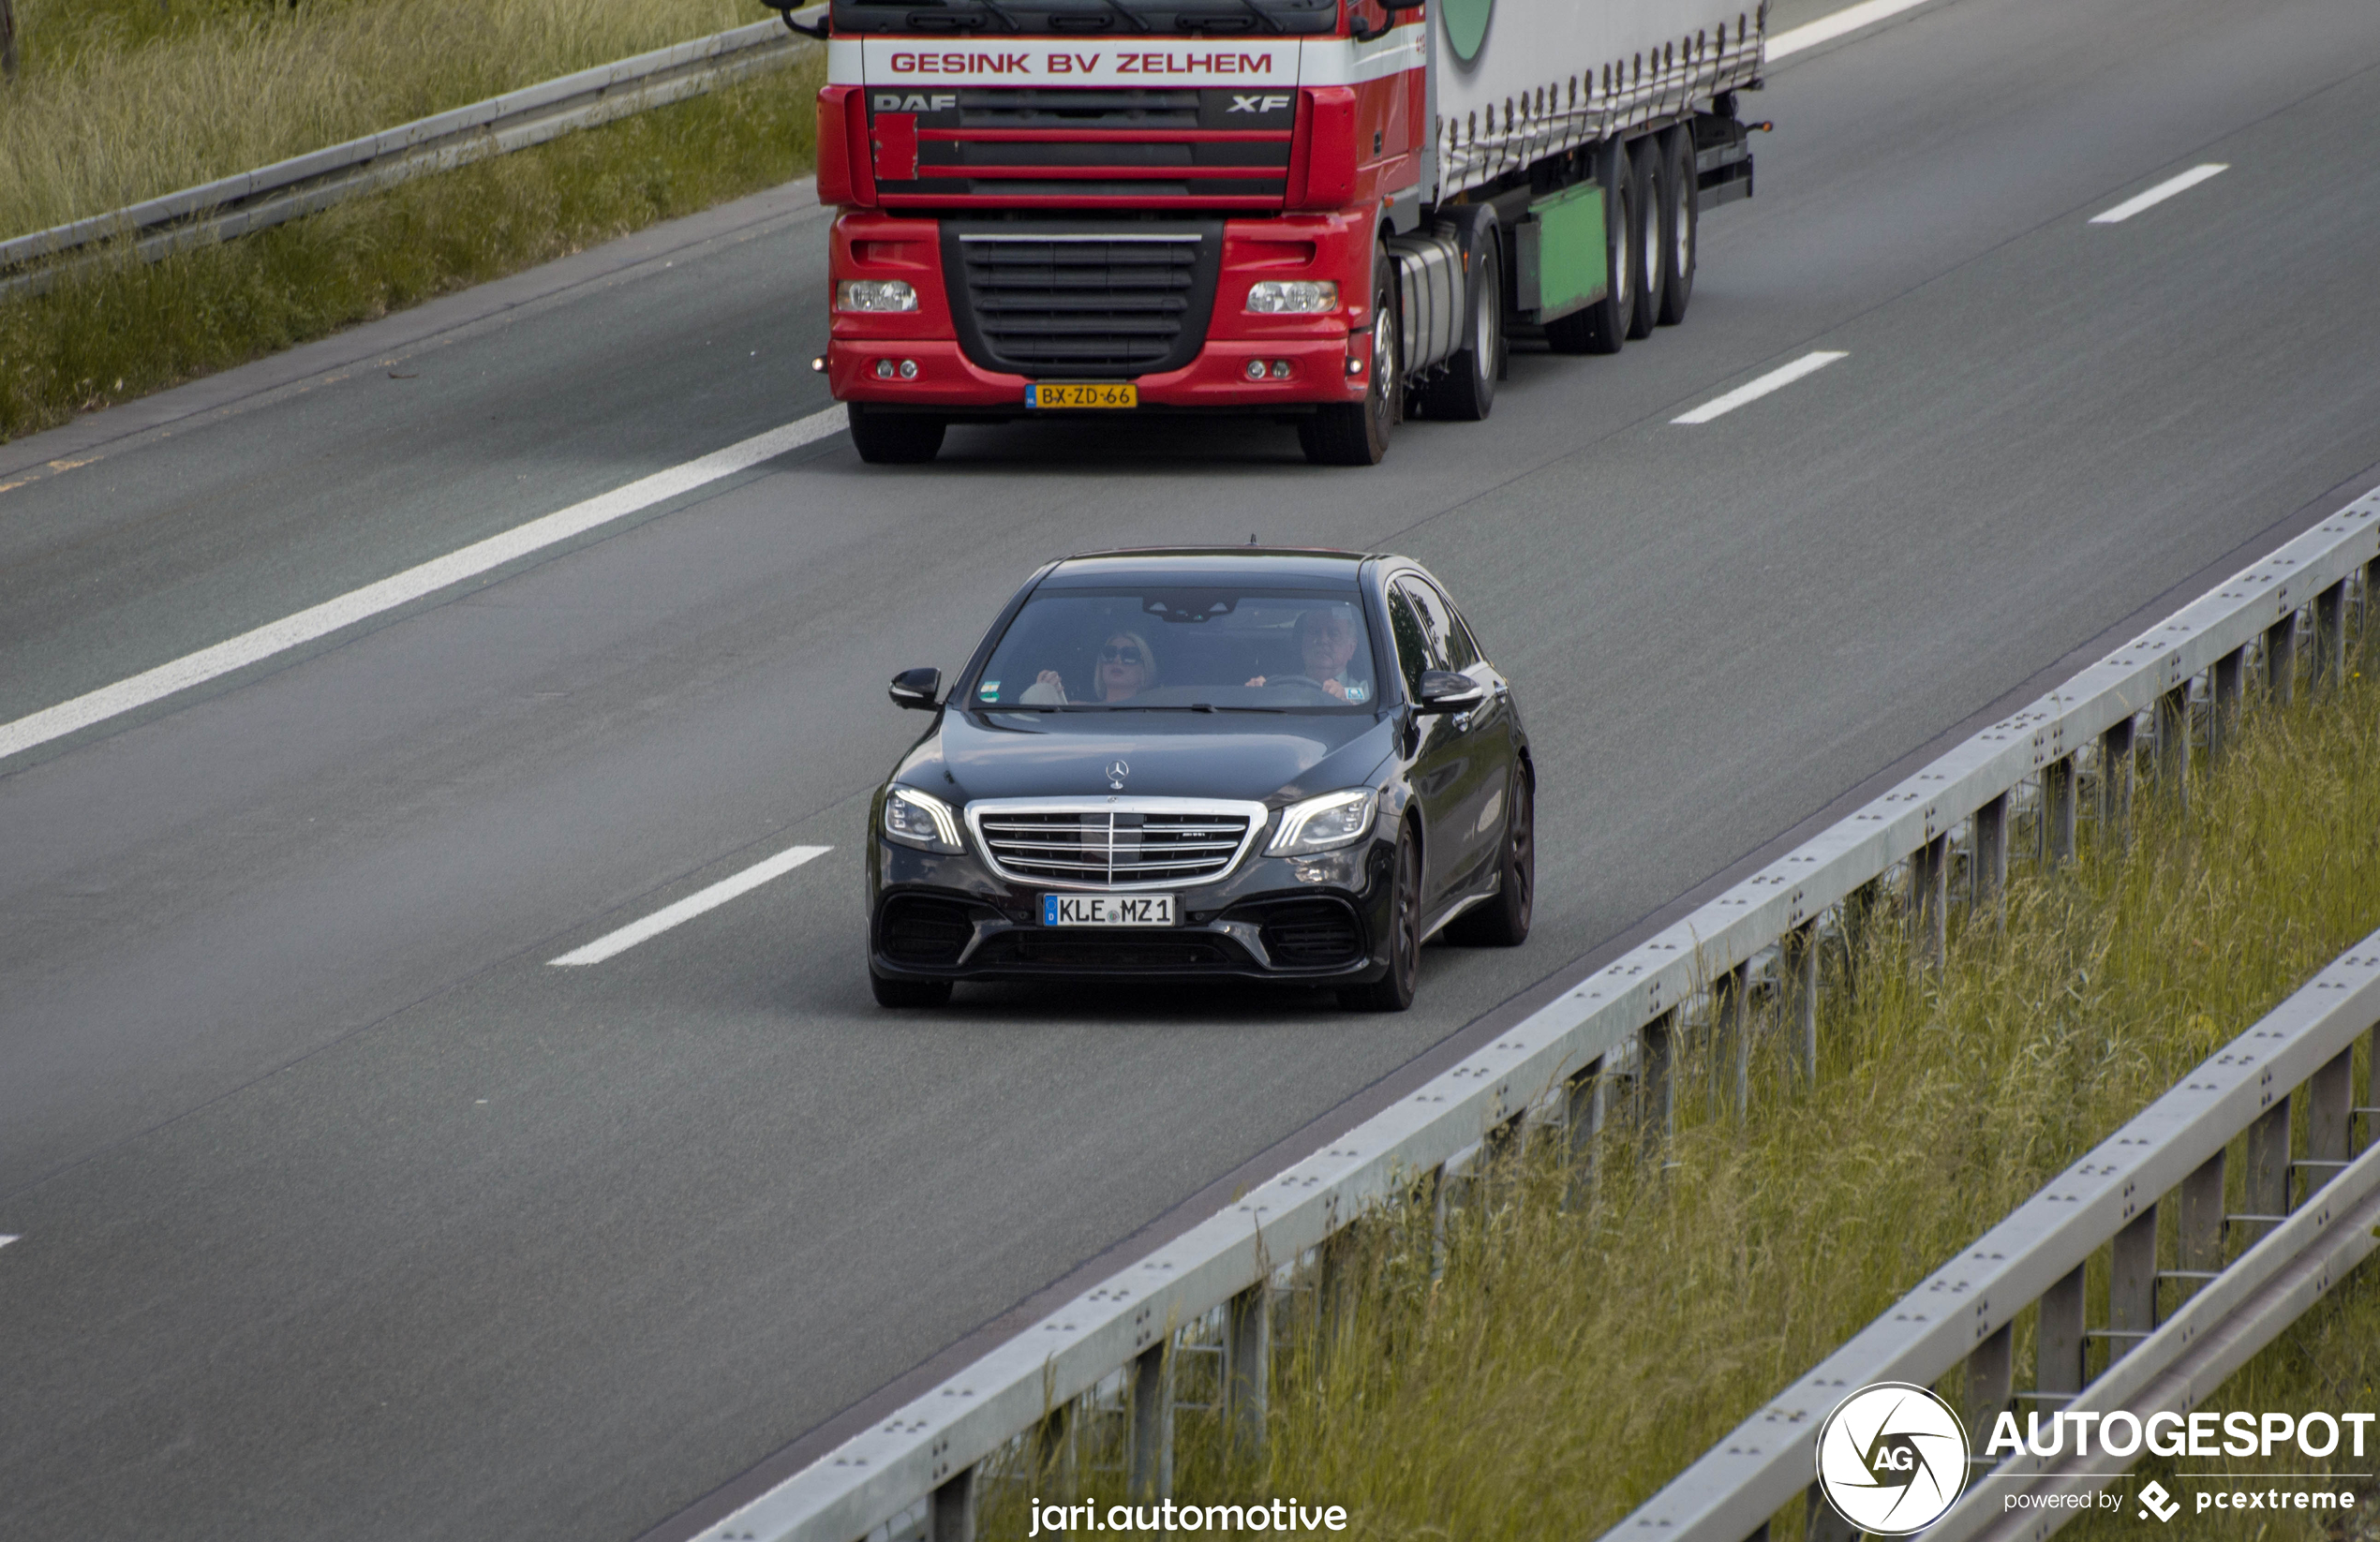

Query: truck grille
[968,798,1264,889]
[875,88,1294,206]
[944,224,1223,377]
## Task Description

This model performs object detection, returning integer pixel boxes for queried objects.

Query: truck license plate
[1026,382,1137,409]
[1044,893,1175,927]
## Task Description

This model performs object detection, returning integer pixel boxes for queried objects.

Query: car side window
[1385,583,1434,696]
[1420,580,1482,672]
[1396,577,1471,674]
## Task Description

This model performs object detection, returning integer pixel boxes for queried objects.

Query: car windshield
[973,586,1380,711]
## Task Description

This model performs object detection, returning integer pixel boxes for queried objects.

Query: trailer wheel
[1302,251,1399,466]
[848,404,946,465]
[1628,136,1663,340]
[1546,139,1631,355]
[1418,205,1501,422]
[1658,124,1696,325]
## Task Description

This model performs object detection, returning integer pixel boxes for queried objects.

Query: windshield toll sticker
[864,37,1300,87]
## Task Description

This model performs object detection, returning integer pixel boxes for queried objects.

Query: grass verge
[977,652,2380,1538]
[0,52,821,443]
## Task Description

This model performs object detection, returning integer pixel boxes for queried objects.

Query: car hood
[896,707,1397,808]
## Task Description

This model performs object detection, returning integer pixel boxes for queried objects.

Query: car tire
[1657,124,1696,326]
[870,968,953,1007]
[1447,767,1534,947]
[1340,831,1421,1012]
[849,403,947,465]
[1416,206,1500,422]
[1545,138,1632,356]
[1627,135,1663,341]
[1302,249,1400,467]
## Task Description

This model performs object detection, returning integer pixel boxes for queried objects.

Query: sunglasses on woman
[1099,645,1146,664]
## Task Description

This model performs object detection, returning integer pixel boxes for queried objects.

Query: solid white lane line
[1672,351,1848,424]
[1767,0,1940,61]
[548,844,833,967]
[0,405,850,765]
[2090,164,2228,224]
[0,1236,17,1249]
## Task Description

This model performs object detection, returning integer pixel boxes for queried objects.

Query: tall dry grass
[1,0,768,240]
[988,651,2380,1539]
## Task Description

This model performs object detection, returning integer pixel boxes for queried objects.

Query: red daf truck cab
[803,0,1426,464]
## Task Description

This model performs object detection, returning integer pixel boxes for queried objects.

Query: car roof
[1040,547,1375,589]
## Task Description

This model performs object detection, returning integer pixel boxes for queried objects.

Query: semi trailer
[770,0,1766,464]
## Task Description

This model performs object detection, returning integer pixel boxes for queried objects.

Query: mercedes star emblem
[1107,759,1130,789]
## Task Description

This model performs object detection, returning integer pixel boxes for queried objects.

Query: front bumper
[869,834,1398,986]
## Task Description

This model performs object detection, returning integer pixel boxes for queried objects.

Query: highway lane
[6,0,2380,1536]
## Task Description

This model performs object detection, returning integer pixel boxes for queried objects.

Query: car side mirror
[1413,669,1486,713]
[888,667,942,710]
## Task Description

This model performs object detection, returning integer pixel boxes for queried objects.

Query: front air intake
[943,223,1225,378]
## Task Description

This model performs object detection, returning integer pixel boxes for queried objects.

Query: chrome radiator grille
[967,799,1264,890]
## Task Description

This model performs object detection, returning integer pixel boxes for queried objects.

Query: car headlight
[838,278,919,313]
[1244,279,1339,315]
[883,787,963,852]
[1267,788,1377,855]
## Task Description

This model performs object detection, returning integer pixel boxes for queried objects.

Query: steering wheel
[1261,675,1327,691]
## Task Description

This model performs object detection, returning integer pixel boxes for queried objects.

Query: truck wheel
[1628,136,1663,340]
[1417,205,1500,422]
[848,403,946,465]
[1302,251,1400,466]
[1546,139,1631,355]
[1658,124,1696,325]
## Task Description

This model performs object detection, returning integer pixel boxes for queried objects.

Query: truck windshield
[829,0,1337,37]
[972,587,1381,711]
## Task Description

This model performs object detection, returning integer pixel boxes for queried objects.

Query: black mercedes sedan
[866,548,1533,1011]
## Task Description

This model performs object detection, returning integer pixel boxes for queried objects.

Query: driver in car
[1246,610,1370,703]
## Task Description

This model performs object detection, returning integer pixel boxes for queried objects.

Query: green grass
[0,0,821,444]
[972,650,2380,1539]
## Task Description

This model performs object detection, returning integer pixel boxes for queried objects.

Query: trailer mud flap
[1514,179,1606,324]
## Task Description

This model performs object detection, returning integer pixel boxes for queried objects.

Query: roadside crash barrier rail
[0,18,817,302]
[708,485,2380,1542]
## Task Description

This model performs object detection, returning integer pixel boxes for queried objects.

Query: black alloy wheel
[1657,123,1696,325]
[1341,831,1421,1011]
[849,403,947,466]
[1448,767,1533,946]
[870,967,953,1007]
[1302,249,1401,466]
[1417,205,1501,422]
[1546,138,1632,355]
[1627,136,1663,340]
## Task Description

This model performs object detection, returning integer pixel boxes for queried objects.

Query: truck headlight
[1245,279,1339,314]
[883,787,963,852]
[839,279,919,313]
[1268,788,1377,855]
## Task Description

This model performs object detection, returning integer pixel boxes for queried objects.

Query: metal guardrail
[701,480,2380,1542]
[0,19,815,302]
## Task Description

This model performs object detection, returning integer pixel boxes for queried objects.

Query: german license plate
[1026,382,1137,409]
[1044,893,1175,927]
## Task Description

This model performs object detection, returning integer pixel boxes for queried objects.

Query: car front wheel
[1341,832,1421,1011]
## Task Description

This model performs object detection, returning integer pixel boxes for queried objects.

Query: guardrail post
[2099,718,2135,846]
[1564,1058,1606,1209]
[1225,1282,1270,1460]
[2043,756,2078,867]
[1129,1342,1173,1501]
[1909,835,1947,967]
[1718,963,1751,1119]
[2210,646,2245,763]
[2314,580,2346,694]
[1641,1011,1677,1143]
[2303,1048,2353,1196]
[930,1465,977,1542]
[2106,1205,2157,1364]
[2179,1149,2225,1274]
[1034,1402,1076,1503]
[2267,612,2298,706]
[1785,921,1819,1090]
[1966,1321,2014,1465]
[2036,1264,2086,1401]
[2240,1094,2294,1235]
[1972,793,2009,925]
[2155,685,2190,809]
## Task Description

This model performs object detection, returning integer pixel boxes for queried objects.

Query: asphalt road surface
[7,0,2380,1536]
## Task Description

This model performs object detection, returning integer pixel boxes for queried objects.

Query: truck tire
[1658,124,1696,325]
[1628,135,1663,340]
[1417,205,1501,422]
[1545,139,1631,355]
[848,403,946,465]
[1302,250,1400,466]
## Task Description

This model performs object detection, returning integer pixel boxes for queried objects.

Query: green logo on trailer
[1440,0,1492,65]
